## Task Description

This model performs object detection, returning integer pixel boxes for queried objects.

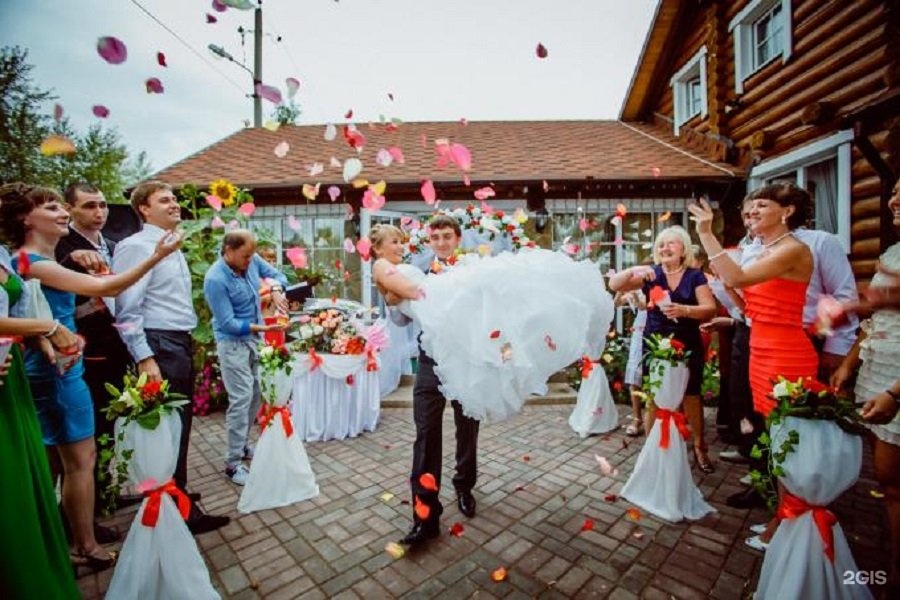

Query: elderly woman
[833,178,900,592]
[0,183,181,573]
[609,225,718,472]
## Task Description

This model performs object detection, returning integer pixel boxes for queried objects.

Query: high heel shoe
[693,447,714,474]
[71,549,117,577]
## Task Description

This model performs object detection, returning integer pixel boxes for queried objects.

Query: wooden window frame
[670,46,708,136]
[729,0,792,94]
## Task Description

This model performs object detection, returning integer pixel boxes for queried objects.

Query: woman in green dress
[1,245,80,598]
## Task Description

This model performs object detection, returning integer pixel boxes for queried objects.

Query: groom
[395,214,480,546]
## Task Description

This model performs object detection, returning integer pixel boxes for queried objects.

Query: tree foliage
[0,46,152,202]
[272,100,301,126]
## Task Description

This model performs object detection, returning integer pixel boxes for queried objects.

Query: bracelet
[43,319,60,338]
[886,389,900,402]
[708,249,727,261]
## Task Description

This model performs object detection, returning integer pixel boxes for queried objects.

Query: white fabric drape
[107,412,219,600]
[756,417,870,600]
[621,361,714,522]
[378,315,411,398]
[238,368,319,513]
[291,354,380,442]
[569,363,619,437]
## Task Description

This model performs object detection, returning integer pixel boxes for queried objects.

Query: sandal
[625,418,644,437]
[71,549,117,577]
[693,447,714,474]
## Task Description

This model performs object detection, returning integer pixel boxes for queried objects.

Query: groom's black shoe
[400,521,440,546]
[186,506,230,535]
[457,491,476,518]
[726,488,765,509]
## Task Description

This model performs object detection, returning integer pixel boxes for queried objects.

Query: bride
[371,221,614,422]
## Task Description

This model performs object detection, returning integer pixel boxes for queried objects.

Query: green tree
[0,45,153,202]
[272,101,301,126]
[0,46,53,184]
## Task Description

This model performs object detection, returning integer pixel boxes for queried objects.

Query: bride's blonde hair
[370,224,404,258]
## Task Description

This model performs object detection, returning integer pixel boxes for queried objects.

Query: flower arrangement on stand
[237,340,319,514]
[97,372,188,515]
[291,308,369,355]
[749,376,865,511]
[751,376,868,599]
[101,372,219,599]
[404,204,536,255]
[599,329,628,402]
[620,333,713,522]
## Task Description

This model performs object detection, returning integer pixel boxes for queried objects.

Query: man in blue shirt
[204,230,288,485]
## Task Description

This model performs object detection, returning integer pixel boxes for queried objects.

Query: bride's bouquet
[103,372,218,599]
[754,377,868,599]
[237,342,318,513]
[621,334,713,522]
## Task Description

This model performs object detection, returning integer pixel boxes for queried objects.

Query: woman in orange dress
[689,183,818,547]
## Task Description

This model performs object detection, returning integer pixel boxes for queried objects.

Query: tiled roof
[153,120,740,189]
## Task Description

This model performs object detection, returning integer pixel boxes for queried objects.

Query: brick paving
[80,399,890,599]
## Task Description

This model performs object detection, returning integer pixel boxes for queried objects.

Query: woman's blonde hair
[652,225,696,267]
[370,224,404,257]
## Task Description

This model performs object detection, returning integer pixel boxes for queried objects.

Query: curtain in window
[807,158,838,234]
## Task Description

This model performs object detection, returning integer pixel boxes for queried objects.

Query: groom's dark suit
[407,260,480,537]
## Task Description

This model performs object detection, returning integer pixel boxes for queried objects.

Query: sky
[1,0,659,173]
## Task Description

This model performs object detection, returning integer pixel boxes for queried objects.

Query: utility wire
[127,0,248,95]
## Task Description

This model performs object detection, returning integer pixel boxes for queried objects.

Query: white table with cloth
[290,352,381,442]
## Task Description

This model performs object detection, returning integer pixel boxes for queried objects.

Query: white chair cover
[620,361,714,522]
[291,353,380,442]
[756,417,870,600]
[107,412,219,600]
[569,363,619,437]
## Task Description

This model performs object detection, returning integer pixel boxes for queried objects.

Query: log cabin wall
[644,0,895,280]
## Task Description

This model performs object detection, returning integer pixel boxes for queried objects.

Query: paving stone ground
[79,398,890,599]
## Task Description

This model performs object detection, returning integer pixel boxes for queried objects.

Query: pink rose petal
[54,103,64,121]
[285,247,308,269]
[327,186,341,202]
[356,237,372,261]
[145,78,164,94]
[474,186,495,201]
[421,179,436,205]
[92,105,109,118]
[308,162,324,176]
[206,195,223,211]
[273,140,290,158]
[206,13,218,24]
[255,83,282,105]
[157,51,167,67]
[463,174,471,187]
[388,147,405,164]
[480,201,494,215]
[536,42,548,58]
[97,36,128,65]
[450,143,472,171]
[227,219,240,230]
[237,203,255,217]
[287,215,301,231]
[343,238,356,253]
[375,148,393,167]
[362,189,385,211]
[285,77,300,99]
[212,0,228,12]
[324,123,337,141]
[211,216,225,229]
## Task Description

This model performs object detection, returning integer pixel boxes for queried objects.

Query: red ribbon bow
[655,408,690,449]
[366,348,378,372]
[259,404,294,437]
[141,479,191,528]
[580,356,594,380]
[777,490,838,562]
[308,348,324,372]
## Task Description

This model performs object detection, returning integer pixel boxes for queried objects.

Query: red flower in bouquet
[141,380,162,399]
[670,339,686,355]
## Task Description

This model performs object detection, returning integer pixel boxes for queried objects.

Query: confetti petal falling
[273,141,290,158]
[237,202,255,217]
[285,77,300,99]
[285,247,308,269]
[92,105,110,118]
[327,186,341,202]
[256,83,282,104]
[342,158,363,182]
[97,36,128,64]
[536,42,548,58]
[145,78,164,94]
[420,179,436,204]
[40,135,76,156]
[491,567,508,582]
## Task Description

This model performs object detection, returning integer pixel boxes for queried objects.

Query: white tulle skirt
[569,363,619,437]
[756,417,870,600]
[238,369,319,513]
[107,411,220,600]
[620,361,714,522]
[399,249,614,423]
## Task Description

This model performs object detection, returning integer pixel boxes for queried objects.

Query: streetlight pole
[207,1,263,127]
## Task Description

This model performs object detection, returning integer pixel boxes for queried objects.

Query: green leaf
[136,411,161,430]
[104,382,122,399]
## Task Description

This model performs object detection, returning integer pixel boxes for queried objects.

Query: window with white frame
[747,130,854,252]
[670,47,707,136]
[730,0,792,93]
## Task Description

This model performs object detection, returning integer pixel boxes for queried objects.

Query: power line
[126,0,247,95]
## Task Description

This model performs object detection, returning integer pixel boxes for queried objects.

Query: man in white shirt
[113,180,229,535]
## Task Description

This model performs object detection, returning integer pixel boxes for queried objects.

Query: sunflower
[209,179,237,206]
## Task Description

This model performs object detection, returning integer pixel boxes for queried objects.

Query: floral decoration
[290,308,368,355]
[405,204,535,254]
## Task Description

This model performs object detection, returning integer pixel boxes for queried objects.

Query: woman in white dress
[833,180,900,594]
[371,224,614,423]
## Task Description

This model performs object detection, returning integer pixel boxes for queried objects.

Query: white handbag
[22,278,54,321]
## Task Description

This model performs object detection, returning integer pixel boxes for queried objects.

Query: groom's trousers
[410,350,479,524]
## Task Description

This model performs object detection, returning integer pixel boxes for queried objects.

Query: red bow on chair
[308,348,324,372]
[655,408,690,449]
[366,348,378,372]
[777,490,838,562]
[580,356,594,380]
[141,479,191,527]
[259,404,294,438]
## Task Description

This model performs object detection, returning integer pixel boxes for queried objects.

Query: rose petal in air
[273,140,289,158]
[345,108,353,119]
[211,216,225,229]
[206,13,218,24]
[327,186,341,202]
[536,43,548,58]
[343,238,355,253]
[342,158,363,182]
[388,147,405,164]
[212,0,228,12]
[420,179,436,205]
[256,83,282,104]
[145,78,164,94]
[356,237,372,261]
[581,519,595,532]
[92,105,110,118]
[237,203,255,217]
[97,36,128,64]
[40,135,76,156]
[474,186,495,201]
[324,123,337,141]
[285,247,308,269]
[206,195,223,211]
[595,454,619,477]
[285,77,300,99]
[287,215,301,231]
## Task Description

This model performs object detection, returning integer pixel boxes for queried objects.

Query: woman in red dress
[689,184,818,547]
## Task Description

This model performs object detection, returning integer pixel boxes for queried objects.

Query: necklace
[763,231,792,248]
[663,264,685,275]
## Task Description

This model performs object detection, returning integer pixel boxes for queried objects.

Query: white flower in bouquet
[260,345,275,358]
[313,325,324,335]
[772,379,792,399]
[299,325,314,340]
[657,337,672,350]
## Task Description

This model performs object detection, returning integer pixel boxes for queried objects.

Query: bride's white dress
[396,249,614,422]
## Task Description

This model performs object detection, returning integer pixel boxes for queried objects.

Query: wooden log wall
[647,0,894,280]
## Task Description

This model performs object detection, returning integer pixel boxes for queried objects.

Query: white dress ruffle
[397,249,614,422]
[756,417,870,600]
[620,361,715,522]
